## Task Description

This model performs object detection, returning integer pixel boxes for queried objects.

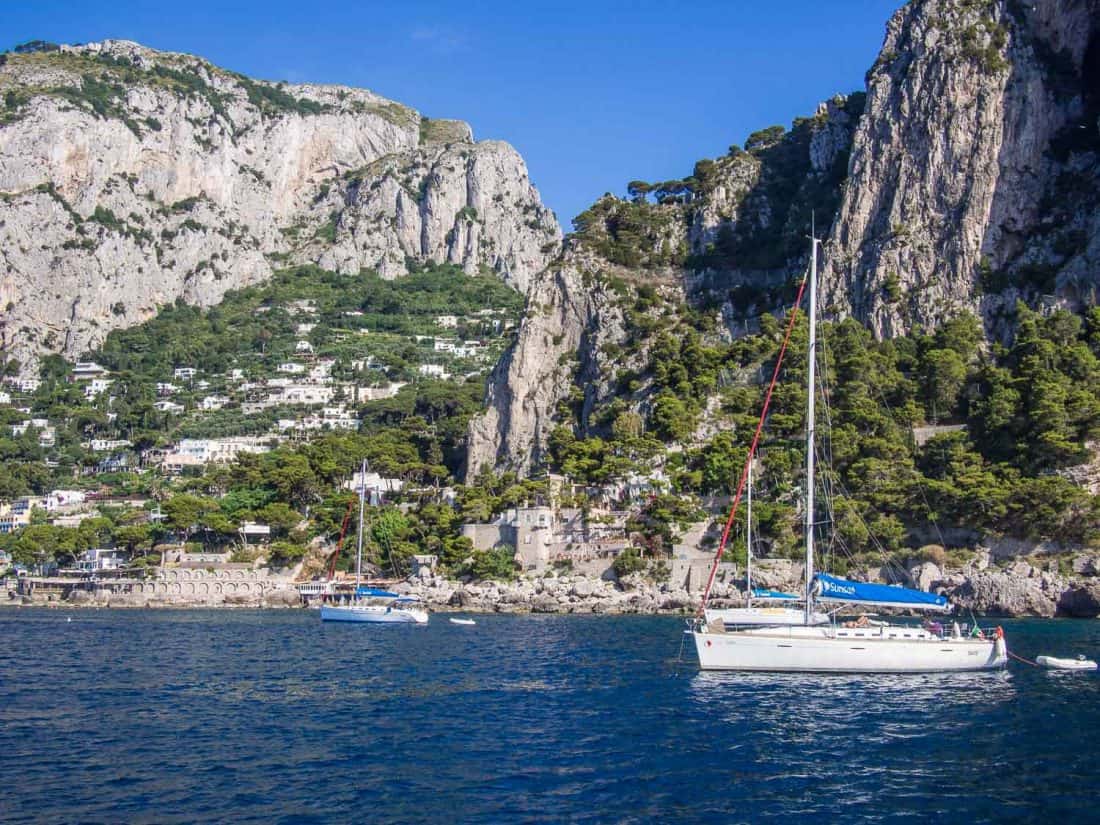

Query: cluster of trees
[0,262,521,497]
[573,97,868,280]
[550,293,1100,560]
[95,262,521,382]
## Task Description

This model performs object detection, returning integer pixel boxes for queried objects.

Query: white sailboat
[320,460,428,625]
[692,235,1007,672]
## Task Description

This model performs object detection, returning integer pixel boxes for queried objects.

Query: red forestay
[696,275,809,615]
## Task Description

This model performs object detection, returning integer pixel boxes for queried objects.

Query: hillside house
[84,378,113,399]
[71,361,108,381]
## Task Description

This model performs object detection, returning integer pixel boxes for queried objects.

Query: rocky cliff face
[469,0,1100,478]
[822,0,1100,337]
[467,248,630,475]
[0,40,560,366]
[467,95,862,476]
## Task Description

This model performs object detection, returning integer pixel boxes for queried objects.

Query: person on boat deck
[843,615,870,628]
[923,619,944,636]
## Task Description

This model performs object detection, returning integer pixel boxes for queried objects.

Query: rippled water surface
[1,610,1098,823]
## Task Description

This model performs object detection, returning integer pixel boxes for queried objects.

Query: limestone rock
[0,40,560,367]
[1057,582,1100,618]
[948,570,1058,617]
[821,0,1100,338]
[530,594,559,613]
[448,588,472,607]
[263,589,300,608]
[909,561,943,592]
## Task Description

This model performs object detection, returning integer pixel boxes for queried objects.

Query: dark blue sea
[1,610,1098,824]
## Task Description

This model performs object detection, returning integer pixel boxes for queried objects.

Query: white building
[72,361,108,380]
[297,323,316,334]
[84,378,113,399]
[85,439,132,452]
[344,471,404,495]
[280,384,334,405]
[418,364,450,379]
[12,418,55,447]
[239,522,272,542]
[154,401,185,414]
[45,490,87,511]
[173,367,198,381]
[278,362,306,374]
[76,548,130,572]
[435,315,459,328]
[12,418,49,436]
[0,390,10,405]
[295,340,314,354]
[322,406,358,430]
[162,437,271,471]
[156,382,180,396]
[201,395,230,411]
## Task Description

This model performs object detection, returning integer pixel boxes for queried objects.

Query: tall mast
[355,458,366,591]
[804,236,818,625]
[746,460,753,609]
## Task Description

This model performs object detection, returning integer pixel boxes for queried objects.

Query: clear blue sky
[2,1,901,227]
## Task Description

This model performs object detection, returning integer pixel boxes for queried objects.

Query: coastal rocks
[531,594,559,613]
[402,572,694,616]
[262,589,301,608]
[1072,555,1100,576]
[909,562,943,592]
[1057,582,1100,618]
[948,570,1060,617]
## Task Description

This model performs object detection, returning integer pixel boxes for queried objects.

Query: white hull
[705,607,829,627]
[693,624,1006,673]
[320,604,429,624]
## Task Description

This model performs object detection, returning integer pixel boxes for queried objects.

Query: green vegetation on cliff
[549,282,1100,558]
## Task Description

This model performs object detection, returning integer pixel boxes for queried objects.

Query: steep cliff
[822,0,1100,336]
[467,96,862,475]
[469,0,1100,478]
[0,40,560,365]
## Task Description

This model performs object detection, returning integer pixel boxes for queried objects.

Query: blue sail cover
[814,573,949,612]
[751,588,799,600]
[356,587,399,598]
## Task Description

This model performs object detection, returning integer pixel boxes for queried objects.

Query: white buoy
[449,618,476,626]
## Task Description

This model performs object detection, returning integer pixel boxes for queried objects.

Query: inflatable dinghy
[449,618,476,626]
[1036,655,1097,671]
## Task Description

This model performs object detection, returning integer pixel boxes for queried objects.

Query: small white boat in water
[1037,655,1098,671]
[449,618,476,626]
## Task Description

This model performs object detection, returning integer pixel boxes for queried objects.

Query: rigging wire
[696,274,810,614]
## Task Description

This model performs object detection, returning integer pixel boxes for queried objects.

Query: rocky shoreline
[8,556,1100,618]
